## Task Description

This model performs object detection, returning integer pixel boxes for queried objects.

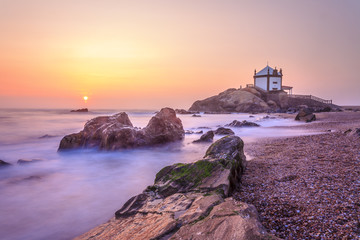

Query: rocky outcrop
[58,108,184,151]
[189,88,270,113]
[175,109,191,114]
[226,120,260,127]
[193,131,214,143]
[189,87,337,113]
[75,136,276,240]
[214,127,235,135]
[0,160,11,168]
[71,108,88,112]
[295,108,316,122]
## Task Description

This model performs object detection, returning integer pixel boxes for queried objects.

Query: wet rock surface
[58,108,184,151]
[214,127,234,135]
[17,159,43,165]
[193,130,214,143]
[226,120,260,127]
[295,108,316,122]
[0,160,11,167]
[75,136,276,240]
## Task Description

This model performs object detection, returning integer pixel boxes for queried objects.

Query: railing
[289,94,332,104]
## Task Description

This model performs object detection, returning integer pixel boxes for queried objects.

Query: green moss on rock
[168,160,217,187]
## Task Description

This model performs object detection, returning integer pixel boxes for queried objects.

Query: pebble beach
[236,111,360,239]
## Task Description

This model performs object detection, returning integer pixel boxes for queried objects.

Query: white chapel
[253,65,283,92]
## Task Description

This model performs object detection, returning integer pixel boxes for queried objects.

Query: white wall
[255,77,267,91]
[269,77,281,90]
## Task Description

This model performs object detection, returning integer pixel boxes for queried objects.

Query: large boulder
[189,88,270,113]
[58,108,184,151]
[74,136,279,240]
[295,108,316,122]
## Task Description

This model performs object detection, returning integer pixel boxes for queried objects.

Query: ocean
[0,109,309,240]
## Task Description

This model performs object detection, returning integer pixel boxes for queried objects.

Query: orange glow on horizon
[0,1,359,108]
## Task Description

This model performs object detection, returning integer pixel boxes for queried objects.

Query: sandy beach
[236,111,360,239]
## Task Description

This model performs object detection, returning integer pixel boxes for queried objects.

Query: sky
[1,0,359,109]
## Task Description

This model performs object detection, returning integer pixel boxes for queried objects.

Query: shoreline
[237,111,360,239]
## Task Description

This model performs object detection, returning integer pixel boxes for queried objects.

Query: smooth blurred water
[0,109,309,240]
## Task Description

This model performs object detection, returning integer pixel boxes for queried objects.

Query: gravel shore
[235,112,360,239]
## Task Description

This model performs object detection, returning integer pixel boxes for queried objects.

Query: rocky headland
[75,136,278,240]
[58,108,184,151]
[189,87,338,113]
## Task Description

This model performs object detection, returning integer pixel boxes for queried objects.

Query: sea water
[0,109,309,240]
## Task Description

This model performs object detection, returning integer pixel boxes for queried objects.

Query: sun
[83,96,88,101]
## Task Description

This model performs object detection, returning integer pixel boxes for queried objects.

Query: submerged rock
[0,160,11,168]
[214,127,235,135]
[71,108,88,112]
[295,108,316,122]
[58,108,184,151]
[193,131,214,143]
[75,136,277,240]
[39,134,56,139]
[225,120,260,127]
[185,130,203,134]
[17,159,43,165]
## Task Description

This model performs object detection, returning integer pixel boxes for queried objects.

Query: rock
[75,136,279,240]
[39,134,56,139]
[314,106,332,112]
[214,127,234,135]
[189,87,339,113]
[175,109,191,114]
[0,160,11,168]
[171,199,275,240]
[267,100,278,109]
[295,108,316,122]
[75,136,274,239]
[143,108,185,145]
[225,120,260,127]
[188,88,270,113]
[185,130,203,134]
[17,159,43,165]
[344,128,360,138]
[241,87,262,98]
[71,108,88,112]
[192,114,201,117]
[193,131,214,143]
[58,108,185,151]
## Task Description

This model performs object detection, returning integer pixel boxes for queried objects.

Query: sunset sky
[1,0,359,109]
